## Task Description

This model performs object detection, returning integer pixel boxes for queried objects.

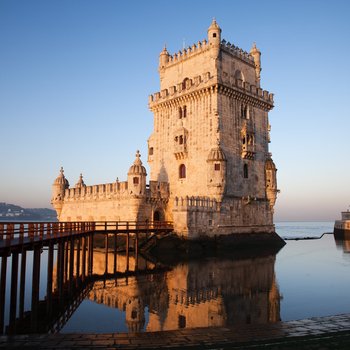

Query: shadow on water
[0,230,284,335]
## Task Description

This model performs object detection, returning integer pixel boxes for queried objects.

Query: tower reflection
[89,253,281,332]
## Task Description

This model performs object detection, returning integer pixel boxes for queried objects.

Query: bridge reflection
[0,228,164,335]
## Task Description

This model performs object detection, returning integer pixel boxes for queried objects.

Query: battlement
[220,39,255,64]
[149,71,274,108]
[161,38,254,70]
[64,181,130,201]
[174,196,219,211]
[62,179,170,202]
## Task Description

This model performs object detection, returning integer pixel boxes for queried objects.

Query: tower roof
[207,143,227,162]
[128,150,147,176]
[208,18,221,32]
[75,173,86,188]
[54,167,69,187]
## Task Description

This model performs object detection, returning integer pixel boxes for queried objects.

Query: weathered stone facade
[51,20,279,239]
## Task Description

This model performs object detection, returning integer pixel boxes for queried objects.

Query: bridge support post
[126,233,129,272]
[105,235,108,275]
[46,242,54,317]
[9,252,19,334]
[31,245,41,332]
[82,236,86,281]
[19,249,26,320]
[0,255,7,334]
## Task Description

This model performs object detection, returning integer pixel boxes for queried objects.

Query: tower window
[214,163,221,171]
[183,105,187,118]
[243,164,248,179]
[179,164,186,179]
[213,33,217,38]
[241,104,248,118]
[179,107,182,119]
[133,177,139,185]
[149,147,154,155]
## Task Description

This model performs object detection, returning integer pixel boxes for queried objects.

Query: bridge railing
[0,221,173,241]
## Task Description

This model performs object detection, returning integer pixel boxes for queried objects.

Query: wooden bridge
[0,220,173,335]
[0,221,173,253]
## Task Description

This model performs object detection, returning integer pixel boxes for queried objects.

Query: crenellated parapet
[220,39,255,65]
[149,74,274,111]
[159,39,254,71]
[64,181,131,202]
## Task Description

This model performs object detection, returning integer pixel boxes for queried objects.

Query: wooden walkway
[0,221,173,253]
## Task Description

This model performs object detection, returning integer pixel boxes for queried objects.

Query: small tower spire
[250,42,261,87]
[159,45,169,71]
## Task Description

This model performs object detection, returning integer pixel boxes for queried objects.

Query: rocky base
[147,231,285,265]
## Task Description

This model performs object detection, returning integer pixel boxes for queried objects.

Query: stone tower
[51,167,69,218]
[148,20,278,237]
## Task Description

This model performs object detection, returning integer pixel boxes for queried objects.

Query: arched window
[183,105,187,118]
[179,164,186,179]
[149,147,154,155]
[133,177,139,185]
[243,164,248,179]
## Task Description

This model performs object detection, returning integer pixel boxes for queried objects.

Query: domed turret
[159,45,169,71]
[207,141,226,196]
[207,19,221,58]
[207,146,227,162]
[128,150,147,195]
[51,167,69,219]
[75,173,86,188]
[265,155,279,211]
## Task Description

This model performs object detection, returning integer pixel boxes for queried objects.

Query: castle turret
[127,150,147,195]
[207,141,227,197]
[250,43,261,87]
[207,19,221,58]
[75,173,86,188]
[159,46,169,71]
[125,297,145,333]
[265,155,279,211]
[51,167,69,219]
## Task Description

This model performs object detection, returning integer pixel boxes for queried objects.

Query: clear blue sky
[1,0,349,221]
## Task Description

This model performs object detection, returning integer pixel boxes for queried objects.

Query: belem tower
[51,20,279,239]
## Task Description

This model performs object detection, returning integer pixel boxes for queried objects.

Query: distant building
[51,20,279,238]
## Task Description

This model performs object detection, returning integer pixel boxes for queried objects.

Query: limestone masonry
[51,20,279,238]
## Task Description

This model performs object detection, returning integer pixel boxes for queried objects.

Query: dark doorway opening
[153,211,161,221]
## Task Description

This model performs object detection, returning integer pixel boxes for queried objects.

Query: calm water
[3,221,350,334]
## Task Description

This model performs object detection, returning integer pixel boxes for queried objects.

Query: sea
[3,220,350,335]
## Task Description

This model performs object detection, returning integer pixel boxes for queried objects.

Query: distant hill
[0,202,57,221]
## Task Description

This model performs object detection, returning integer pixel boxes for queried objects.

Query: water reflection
[0,231,281,335]
[84,253,281,332]
[334,231,350,254]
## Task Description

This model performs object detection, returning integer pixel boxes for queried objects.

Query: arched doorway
[153,211,161,222]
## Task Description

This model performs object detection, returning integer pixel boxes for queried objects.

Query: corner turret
[265,155,279,211]
[207,141,227,197]
[207,19,221,58]
[127,150,147,195]
[75,173,86,188]
[159,46,169,71]
[250,43,261,87]
[51,167,69,219]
